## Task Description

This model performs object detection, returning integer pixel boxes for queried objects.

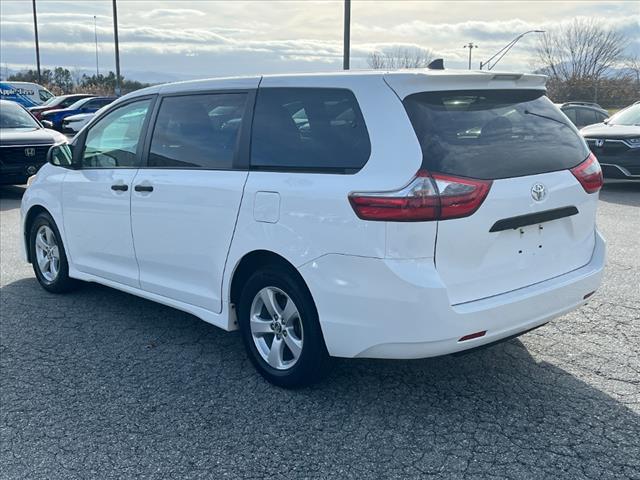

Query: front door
[62,98,153,287]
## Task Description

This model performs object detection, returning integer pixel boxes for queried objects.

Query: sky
[1,0,639,83]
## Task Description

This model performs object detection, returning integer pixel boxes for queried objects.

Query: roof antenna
[427,58,444,70]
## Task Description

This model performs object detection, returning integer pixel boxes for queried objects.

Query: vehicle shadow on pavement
[1,276,638,479]
[600,181,640,207]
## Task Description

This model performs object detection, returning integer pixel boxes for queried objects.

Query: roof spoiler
[427,58,444,70]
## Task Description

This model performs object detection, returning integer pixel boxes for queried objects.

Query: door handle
[111,184,128,191]
[134,185,154,192]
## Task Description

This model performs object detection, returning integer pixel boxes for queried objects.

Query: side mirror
[41,120,54,129]
[603,118,610,124]
[47,143,75,168]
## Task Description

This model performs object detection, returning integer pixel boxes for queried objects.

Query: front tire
[238,266,331,387]
[29,212,77,293]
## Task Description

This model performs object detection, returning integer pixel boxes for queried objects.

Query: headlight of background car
[627,138,640,148]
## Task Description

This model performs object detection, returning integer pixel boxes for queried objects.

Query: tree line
[6,67,150,96]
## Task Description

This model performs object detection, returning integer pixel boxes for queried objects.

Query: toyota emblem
[531,183,547,202]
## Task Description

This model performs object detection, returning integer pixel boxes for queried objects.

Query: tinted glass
[563,108,577,123]
[148,93,246,169]
[82,99,151,168]
[576,108,597,127]
[0,101,39,128]
[84,98,113,110]
[403,90,589,180]
[251,88,370,172]
[61,96,86,108]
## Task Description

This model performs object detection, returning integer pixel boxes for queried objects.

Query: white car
[21,70,605,387]
[60,112,94,135]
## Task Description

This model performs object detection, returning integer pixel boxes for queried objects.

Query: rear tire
[238,266,331,387]
[29,212,78,294]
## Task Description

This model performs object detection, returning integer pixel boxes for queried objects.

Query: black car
[0,100,66,185]
[581,102,640,180]
[559,102,610,129]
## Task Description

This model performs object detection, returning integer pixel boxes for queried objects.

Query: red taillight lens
[431,173,492,220]
[571,153,603,194]
[349,170,492,222]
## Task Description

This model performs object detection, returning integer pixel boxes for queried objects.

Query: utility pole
[94,16,99,77]
[343,0,351,70]
[32,0,41,83]
[463,42,478,70]
[112,0,121,95]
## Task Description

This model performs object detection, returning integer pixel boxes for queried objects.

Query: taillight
[349,170,492,222]
[571,153,603,194]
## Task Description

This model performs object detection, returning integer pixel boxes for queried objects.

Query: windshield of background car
[67,97,92,110]
[608,104,640,126]
[0,102,39,128]
[403,89,590,179]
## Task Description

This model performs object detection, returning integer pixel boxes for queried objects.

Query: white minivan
[21,70,605,387]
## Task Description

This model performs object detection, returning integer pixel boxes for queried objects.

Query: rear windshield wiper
[524,110,572,128]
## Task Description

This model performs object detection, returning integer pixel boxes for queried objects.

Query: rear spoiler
[384,70,547,99]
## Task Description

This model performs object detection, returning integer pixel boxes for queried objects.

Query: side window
[251,88,371,172]
[148,93,247,169]
[39,90,53,102]
[563,108,577,124]
[597,112,608,123]
[81,99,151,168]
[576,108,597,127]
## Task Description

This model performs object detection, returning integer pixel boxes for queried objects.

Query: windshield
[608,104,640,126]
[67,97,92,110]
[0,102,40,128]
[403,89,589,179]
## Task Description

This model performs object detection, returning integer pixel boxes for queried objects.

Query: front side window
[403,90,589,180]
[251,88,371,172]
[81,99,151,168]
[148,93,247,169]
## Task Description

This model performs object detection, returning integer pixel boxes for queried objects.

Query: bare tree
[367,46,434,69]
[624,55,640,85]
[536,18,627,101]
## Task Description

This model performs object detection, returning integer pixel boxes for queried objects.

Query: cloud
[0,1,637,79]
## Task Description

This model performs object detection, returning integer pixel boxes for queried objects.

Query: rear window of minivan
[403,90,590,180]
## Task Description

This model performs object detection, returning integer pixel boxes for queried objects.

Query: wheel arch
[229,250,317,315]
[23,204,53,264]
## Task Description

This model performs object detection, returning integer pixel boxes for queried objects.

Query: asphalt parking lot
[1,182,639,480]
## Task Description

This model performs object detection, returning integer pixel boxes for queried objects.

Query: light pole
[479,30,545,70]
[112,0,121,95]
[94,16,99,77]
[343,0,351,70]
[32,0,41,83]
[463,42,478,70]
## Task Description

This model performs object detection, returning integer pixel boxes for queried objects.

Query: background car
[29,93,95,120]
[40,96,116,131]
[0,99,66,185]
[0,81,54,107]
[559,102,609,129]
[61,112,95,135]
[581,102,640,180]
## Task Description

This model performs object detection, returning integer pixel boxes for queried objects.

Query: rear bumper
[299,230,605,359]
